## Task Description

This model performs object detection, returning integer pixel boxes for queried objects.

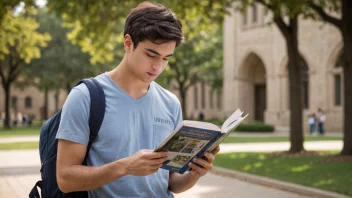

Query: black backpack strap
[29,181,42,198]
[76,78,106,163]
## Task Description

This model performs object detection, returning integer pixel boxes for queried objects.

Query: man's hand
[188,145,220,178]
[125,150,168,176]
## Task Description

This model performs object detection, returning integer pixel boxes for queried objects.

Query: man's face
[125,37,176,83]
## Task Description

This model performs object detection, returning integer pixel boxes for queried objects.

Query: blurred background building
[222,4,343,132]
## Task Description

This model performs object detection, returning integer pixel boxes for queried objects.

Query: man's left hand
[188,145,220,178]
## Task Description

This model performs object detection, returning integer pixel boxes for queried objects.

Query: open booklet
[154,108,248,174]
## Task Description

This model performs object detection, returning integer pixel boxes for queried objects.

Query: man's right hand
[124,150,168,176]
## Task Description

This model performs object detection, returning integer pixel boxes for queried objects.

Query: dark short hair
[124,1,184,49]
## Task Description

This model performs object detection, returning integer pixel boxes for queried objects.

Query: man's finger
[192,158,211,170]
[149,156,169,165]
[147,151,168,159]
[212,146,220,155]
[189,162,206,175]
[204,152,215,163]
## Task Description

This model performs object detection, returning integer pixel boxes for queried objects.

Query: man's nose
[152,59,163,70]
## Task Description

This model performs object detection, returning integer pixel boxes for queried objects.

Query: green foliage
[19,9,116,93]
[0,8,51,128]
[222,136,341,143]
[45,0,231,64]
[157,23,223,90]
[0,141,38,150]
[234,121,275,132]
[0,10,50,65]
[0,127,41,137]
[0,0,36,22]
[215,151,352,196]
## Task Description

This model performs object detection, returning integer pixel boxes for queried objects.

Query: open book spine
[177,132,224,174]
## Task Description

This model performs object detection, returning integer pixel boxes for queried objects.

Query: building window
[201,82,206,109]
[334,75,341,106]
[210,91,214,109]
[217,91,222,110]
[194,85,198,109]
[252,4,258,23]
[11,96,17,109]
[335,52,343,68]
[25,96,32,108]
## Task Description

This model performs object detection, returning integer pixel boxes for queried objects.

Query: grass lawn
[214,151,352,196]
[0,127,41,137]
[0,142,39,150]
[222,136,341,143]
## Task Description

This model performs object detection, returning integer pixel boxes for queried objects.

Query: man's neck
[108,60,150,100]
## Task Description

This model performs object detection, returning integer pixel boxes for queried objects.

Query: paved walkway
[0,150,311,198]
[0,135,344,197]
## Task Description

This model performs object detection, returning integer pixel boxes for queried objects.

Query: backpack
[29,78,106,198]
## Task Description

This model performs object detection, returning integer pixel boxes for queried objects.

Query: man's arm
[168,146,220,194]
[57,139,168,193]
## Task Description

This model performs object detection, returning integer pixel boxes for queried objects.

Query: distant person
[199,111,205,121]
[318,108,326,135]
[308,113,317,135]
[22,114,28,125]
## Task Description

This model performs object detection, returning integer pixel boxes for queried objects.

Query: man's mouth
[147,72,157,77]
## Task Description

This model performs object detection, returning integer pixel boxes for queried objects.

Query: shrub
[234,121,275,132]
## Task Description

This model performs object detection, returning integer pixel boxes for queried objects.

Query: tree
[308,0,352,155]
[156,25,223,119]
[0,9,50,128]
[0,0,36,22]
[235,0,309,153]
[20,9,116,119]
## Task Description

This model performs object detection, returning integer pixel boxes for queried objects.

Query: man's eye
[163,58,169,61]
[147,54,155,58]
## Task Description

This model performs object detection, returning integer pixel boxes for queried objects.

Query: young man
[56,2,220,197]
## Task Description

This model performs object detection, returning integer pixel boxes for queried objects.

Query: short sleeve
[174,100,183,129]
[56,85,90,145]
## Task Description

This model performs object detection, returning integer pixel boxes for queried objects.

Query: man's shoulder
[152,82,180,104]
[73,73,107,95]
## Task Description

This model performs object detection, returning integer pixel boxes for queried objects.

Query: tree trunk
[3,82,11,128]
[283,16,304,153]
[341,0,352,155]
[44,87,49,120]
[287,40,304,152]
[66,82,72,95]
[178,82,188,120]
[54,88,60,112]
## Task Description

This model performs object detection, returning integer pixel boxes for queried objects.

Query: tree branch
[184,73,198,90]
[255,0,290,39]
[309,2,342,30]
[274,16,291,40]
[256,0,274,10]
[169,62,183,85]
[0,62,7,87]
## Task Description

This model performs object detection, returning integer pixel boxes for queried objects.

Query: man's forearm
[168,171,200,194]
[58,158,128,193]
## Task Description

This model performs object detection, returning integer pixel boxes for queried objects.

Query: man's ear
[124,34,134,53]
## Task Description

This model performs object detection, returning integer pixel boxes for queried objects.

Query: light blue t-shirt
[56,73,183,198]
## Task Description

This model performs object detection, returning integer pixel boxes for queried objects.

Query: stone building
[222,4,343,132]
[0,85,66,123]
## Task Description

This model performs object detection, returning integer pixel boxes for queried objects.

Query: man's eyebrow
[145,48,173,57]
